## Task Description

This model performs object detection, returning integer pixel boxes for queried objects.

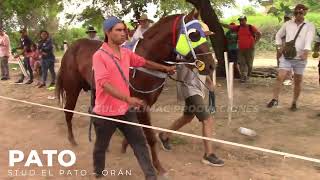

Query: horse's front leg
[137,110,167,176]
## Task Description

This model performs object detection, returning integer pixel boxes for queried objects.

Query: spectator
[267,4,316,111]
[86,26,100,41]
[29,43,41,85]
[226,22,240,73]
[63,40,68,53]
[38,30,56,88]
[222,16,262,83]
[312,29,320,84]
[279,13,294,86]
[14,28,33,84]
[131,14,153,42]
[0,26,11,80]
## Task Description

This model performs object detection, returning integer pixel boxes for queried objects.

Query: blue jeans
[41,58,56,84]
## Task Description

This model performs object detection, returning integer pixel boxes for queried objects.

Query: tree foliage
[254,0,320,21]
[70,0,235,29]
[243,6,257,16]
[0,0,63,32]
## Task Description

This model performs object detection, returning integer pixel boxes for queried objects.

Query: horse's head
[137,10,215,76]
[174,10,216,76]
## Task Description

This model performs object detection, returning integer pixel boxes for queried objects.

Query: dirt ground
[0,58,320,180]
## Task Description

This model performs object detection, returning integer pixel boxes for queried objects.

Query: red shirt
[230,25,258,49]
[92,42,146,116]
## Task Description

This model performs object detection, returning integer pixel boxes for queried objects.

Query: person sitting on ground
[29,43,41,86]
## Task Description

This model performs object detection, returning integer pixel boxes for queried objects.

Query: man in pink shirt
[0,26,11,80]
[92,16,175,179]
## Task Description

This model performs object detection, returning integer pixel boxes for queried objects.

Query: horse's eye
[187,28,201,42]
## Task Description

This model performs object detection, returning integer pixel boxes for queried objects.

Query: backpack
[235,25,256,39]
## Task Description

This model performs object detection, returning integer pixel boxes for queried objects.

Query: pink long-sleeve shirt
[0,33,11,57]
[92,42,146,116]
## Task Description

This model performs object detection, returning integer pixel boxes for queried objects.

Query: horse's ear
[194,9,200,19]
[185,8,196,21]
[185,8,200,21]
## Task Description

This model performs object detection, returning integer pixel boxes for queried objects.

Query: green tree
[255,0,320,21]
[243,6,257,16]
[0,0,63,38]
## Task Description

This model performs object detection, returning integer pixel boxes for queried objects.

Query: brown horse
[56,11,216,175]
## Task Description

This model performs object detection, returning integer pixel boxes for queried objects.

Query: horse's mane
[143,14,182,39]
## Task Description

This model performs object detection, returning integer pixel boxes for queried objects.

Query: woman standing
[38,30,56,88]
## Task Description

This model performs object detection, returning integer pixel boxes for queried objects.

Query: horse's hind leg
[137,111,167,176]
[64,88,81,146]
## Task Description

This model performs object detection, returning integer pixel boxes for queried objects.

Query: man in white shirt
[267,4,316,111]
[131,14,153,42]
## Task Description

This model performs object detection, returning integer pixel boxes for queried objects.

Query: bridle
[168,15,214,71]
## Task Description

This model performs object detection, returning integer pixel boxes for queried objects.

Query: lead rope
[99,48,166,94]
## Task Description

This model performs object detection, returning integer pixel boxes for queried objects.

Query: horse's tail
[56,47,73,108]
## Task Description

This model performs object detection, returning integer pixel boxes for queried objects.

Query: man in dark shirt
[14,28,33,84]
[38,30,56,88]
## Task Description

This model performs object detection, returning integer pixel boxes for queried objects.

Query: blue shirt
[38,38,55,59]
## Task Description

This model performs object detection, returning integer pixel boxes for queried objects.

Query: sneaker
[158,133,172,151]
[15,79,24,84]
[1,77,8,81]
[240,76,247,83]
[38,83,46,88]
[290,103,298,112]
[94,172,103,178]
[49,82,55,87]
[201,153,224,167]
[267,99,278,108]
[25,80,33,84]
[283,79,292,86]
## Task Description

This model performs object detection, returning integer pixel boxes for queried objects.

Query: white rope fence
[0,95,319,164]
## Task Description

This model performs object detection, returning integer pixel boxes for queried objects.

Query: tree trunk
[186,0,233,77]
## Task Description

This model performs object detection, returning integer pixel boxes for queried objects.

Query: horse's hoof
[158,171,170,180]
[68,138,78,146]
